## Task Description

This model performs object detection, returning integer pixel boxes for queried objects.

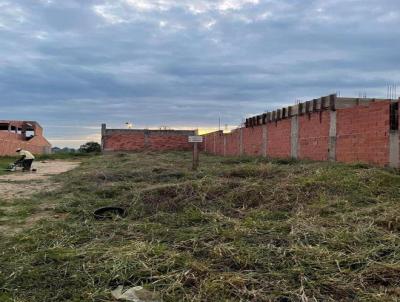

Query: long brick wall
[203,96,400,168]
[101,124,196,152]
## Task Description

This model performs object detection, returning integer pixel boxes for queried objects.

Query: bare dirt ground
[0,160,80,200]
[0,160,80,236]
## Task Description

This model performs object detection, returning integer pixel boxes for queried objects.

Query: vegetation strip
[0,152,399,301]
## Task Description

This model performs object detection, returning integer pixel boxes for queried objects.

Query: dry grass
[0,151,399,301]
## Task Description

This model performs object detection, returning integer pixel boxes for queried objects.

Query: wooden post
[192,142,199,170]
[189,135,202,170]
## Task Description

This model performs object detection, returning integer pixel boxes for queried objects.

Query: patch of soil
[0,160,79,236]
[0,161,80,200]
[0,160,80,182]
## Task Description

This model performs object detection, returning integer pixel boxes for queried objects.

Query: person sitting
[15,148,35,172]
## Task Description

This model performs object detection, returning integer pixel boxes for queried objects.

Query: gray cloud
[0,0,400,147]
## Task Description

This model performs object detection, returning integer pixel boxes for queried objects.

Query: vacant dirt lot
[0,160,80,236]
[0,160,80,200]
[1,153,400,301]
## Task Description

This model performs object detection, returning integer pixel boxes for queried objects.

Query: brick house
[0,120,52,156]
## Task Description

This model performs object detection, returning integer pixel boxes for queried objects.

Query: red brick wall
[0,132,51,156]
[203,132,214,154]
[147,135,192,151]
[103,133,145,151]
[225,130,240,156]
[336,101,390,166]
[243,126,264,156]
[102,101,395,167]
[214,131,224,155]
[298,111,330,161]
[267,120,291,158]
[202,102,394,167]
[102,129,195,152]
[203,131,224,155]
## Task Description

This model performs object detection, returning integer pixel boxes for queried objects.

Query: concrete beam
[271,111,276,122]
[266,112,271,123]
[283,107,290,118]
[305,101,312,113]
[277,109,282,120]
[291,116,299,159]
[335,97,373,109]
[312,99,318,111]
[262,113,267,124]
[329,94,337,111]
[288,106,293,117]
[298,103,304,115]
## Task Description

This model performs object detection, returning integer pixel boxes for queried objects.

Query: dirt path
[0,160,80,200]
[0,160,80,236]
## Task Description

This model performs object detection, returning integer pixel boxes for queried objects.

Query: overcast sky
[1,0,399,147]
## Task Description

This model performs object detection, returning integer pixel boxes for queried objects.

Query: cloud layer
[0,0,399,147]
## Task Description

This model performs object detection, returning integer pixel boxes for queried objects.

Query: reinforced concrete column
[239,128,244,156]
[389,131,399,168]
[262,125,268,157]
[389,102,399,168]
[291,116,299,159]
[328,111,337,161]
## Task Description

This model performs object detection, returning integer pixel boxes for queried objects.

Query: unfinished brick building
[101,124,196,152]
[0,120,52,156]
[203,95,400,168]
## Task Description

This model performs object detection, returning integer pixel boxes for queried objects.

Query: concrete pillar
[223,136,227,156]
[262,125,267,157]
[328,111,337,161]
[239,128,244,156]
[389,131,399,168]
[389,102,399,168]
[291,116,299,159]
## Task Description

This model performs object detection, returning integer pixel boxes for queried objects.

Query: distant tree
[79,141,101,153]
[51,147,61,153]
